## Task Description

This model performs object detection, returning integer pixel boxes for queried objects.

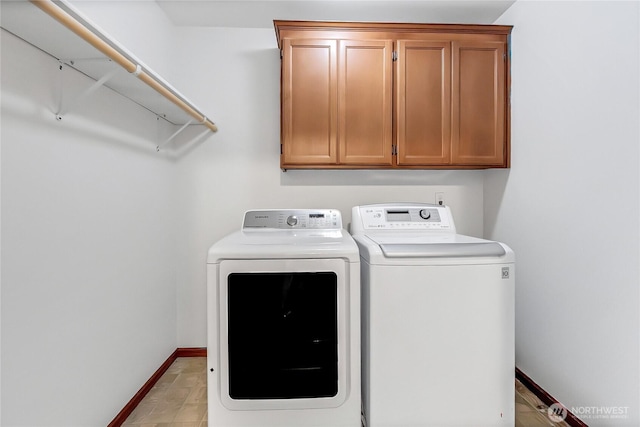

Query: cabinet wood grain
[281,39,337,165]
[397,40,451,165]
[339,40,393,165]
[452,40,506,166]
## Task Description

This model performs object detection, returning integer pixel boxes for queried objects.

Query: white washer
[207,209,361,427]
[351,203,515,427]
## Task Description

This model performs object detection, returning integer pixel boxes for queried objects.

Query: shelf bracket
[156,114,212,152]
[156,118,196,152]
[56,60,120,121]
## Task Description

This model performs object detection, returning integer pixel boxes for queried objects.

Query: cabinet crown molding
[274,20,513,47]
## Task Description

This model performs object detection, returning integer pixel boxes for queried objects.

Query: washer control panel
[243,209,342,230]
[353,204,454,231]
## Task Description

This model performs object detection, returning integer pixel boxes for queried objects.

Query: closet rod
[30,0,218,133]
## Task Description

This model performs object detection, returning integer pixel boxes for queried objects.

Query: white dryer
[351,203,515,427]
[207,209,361,427]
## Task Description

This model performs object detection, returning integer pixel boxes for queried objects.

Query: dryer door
[215,258,350,410]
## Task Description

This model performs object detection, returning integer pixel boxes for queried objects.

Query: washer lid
[379,242,505,258]
[353,233,513,265]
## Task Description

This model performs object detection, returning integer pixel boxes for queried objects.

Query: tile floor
[123,357,570,427]
[122,357,207,427]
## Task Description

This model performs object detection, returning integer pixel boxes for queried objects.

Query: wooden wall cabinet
[275,21,512,170]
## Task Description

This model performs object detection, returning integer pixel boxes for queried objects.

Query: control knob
[419,209,431,220]
[286,215,298,226]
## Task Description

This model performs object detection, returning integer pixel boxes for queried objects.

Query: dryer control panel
[243,209,342,230]
[351,203,455,232]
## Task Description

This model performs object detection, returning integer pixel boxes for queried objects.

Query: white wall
[169,26,487,346]
[487,1,640,425]
[67,0,178,82]
[0,26,178,426]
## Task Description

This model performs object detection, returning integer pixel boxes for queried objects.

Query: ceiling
[155,0,515,28]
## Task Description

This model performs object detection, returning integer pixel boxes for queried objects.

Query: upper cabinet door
[281,39,338,166]
[451,41,507,166]
[338,40,393,165]
[396,40,452,165]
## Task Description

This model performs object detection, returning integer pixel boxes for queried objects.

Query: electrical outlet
[435,192,445,206]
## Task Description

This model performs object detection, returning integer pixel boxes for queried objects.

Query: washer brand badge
[502,267,510,279]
